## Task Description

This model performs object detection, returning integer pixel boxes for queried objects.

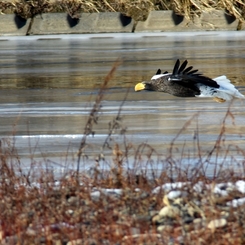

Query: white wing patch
[151,73,170,80]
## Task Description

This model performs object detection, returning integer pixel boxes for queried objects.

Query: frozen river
[0,32,245,177]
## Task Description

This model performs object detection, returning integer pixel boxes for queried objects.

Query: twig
[76,59,121,176]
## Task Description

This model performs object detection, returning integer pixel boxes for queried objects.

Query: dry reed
[0,0,244,22]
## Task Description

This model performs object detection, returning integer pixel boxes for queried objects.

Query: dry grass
[1,62,245,244]
[0,0,245,22]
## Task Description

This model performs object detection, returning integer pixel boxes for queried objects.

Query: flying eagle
[135,59,244,103]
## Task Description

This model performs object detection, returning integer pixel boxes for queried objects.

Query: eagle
[135,59,244,103]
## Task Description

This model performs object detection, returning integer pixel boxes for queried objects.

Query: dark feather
[172,59,180,75]
[186,69,199,75]
[183,66,193,74]
[156,69,161,75]
[178,60,188,74]
[172,60,201,76]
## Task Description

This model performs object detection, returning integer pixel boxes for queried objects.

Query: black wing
[170,59,219,88]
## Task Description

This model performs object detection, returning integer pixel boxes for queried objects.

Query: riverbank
[1,0,245,36]
[1,10,245,36]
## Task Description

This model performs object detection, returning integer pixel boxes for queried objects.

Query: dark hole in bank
[224,11,236,24]
[67,14,80,27]
[172,11,184,25]
[14,14,27,29]
[119,13,132,27]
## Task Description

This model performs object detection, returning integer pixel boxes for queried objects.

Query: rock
[152,182,190,194]
[220,211,229,218]
[67,196,79,205]
[122,233,163,244]
[152,214,175,226]
[67,239,83,245]
[226,197,245,208]
[133,214,152,223]
[54,240,62,245]
[1,235,19,245]
[149,210,159,217]
[213,182,235,196]
[152,214,162,224]
[183,214,195,224]
[157,224,174,232]
[221,211,236,222]
[167,190,183,200]
[159,205,180,219]
[26,227,37,236]
[235,180,245,194]
[193,181,209,193]
[212,195,232,205]
[207,218,227,231]
[90,190,101,200]
[193,218,205,230]
[129,227,140,235]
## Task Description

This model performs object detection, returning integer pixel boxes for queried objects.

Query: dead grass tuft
[0,0,245,22]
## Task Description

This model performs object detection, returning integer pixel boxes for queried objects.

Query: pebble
[152,214,162,224]
[67,239,83,245]
[226,197,245,207]
[207,218,227,230]
[152,182,190,194]
[1,235,19,245]
[193,218,205,230]
[213,182,235,196]
[167,190,183,200]
[235,180,245,194]
[159,205,180,218]
[26,227,37,236]
[90,190,101,200]
[193,181,209,193]
[129,227,140,235]
[67,196,79,205]
[122,233,162,244]
[183,214,195,224]
[157,224,174,232]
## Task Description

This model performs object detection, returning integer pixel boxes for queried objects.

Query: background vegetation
[0,0,245,23]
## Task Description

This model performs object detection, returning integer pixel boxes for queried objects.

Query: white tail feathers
[213,75,245,100]
[197,75,244,101]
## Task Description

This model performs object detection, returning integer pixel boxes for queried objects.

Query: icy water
[0,32,245,177]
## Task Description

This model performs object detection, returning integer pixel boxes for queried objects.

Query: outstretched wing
[170,59,219,88]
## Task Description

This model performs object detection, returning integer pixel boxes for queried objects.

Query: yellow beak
[135,83,145,91]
